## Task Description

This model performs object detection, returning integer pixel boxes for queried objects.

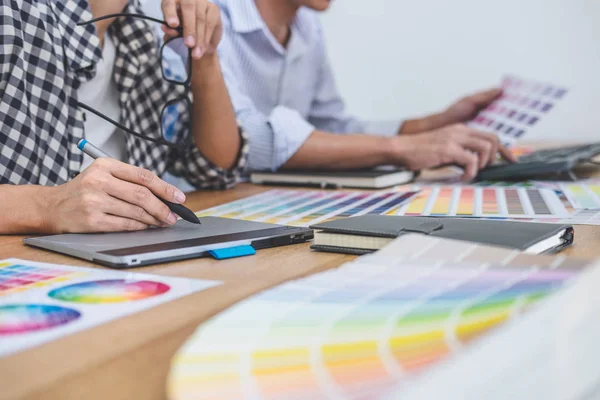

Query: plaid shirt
[0,0,248,189]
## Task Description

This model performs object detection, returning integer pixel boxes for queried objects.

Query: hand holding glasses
[77,12,195,150]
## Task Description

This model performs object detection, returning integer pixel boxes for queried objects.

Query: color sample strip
[362,192,417,216]
[195,190,288,217]
[430,188,453,216]
[504,189,524,215]
[526,189,551,215]
[168,239,586,400]
[283,192,361,226]
[562,184,600,210]
[403,189,433,216]
[481,188,499,216]
[197,186,567,224]
[308,192,387,225]
[224,192,317,220]
[456,188,475,216]
[258,192,335,223]
[197,190,417,227]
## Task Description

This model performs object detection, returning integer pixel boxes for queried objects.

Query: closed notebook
[310,215,574,255]
[250,166,416,189]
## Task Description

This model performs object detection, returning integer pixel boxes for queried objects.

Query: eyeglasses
[77,13,193,150]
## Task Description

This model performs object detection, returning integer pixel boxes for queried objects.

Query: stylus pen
[77,139,201,225]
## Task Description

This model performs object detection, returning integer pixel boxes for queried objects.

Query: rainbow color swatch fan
[167,236,589,400]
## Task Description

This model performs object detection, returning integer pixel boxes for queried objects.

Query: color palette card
[469,75,568,146]
[167,235,591,400]
[394,185,569,219]
[196,189,419,227]
[0,259,221,357]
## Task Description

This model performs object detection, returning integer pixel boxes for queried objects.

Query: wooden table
[2,164,600,400]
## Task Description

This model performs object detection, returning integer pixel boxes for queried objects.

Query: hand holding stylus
[41,139,199,233]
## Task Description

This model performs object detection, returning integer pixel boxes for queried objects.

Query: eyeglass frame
[77,13,193,150]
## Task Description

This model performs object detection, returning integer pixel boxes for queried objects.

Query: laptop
[24,217,313,268]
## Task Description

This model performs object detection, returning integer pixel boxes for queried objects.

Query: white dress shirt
[213,0,403,171]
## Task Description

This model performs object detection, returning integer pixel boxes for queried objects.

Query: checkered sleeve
[113,5,249,190]
[168,109,250,190]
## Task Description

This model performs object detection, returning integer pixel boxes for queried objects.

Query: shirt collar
[228,0,265,33]
[229,0,313,59]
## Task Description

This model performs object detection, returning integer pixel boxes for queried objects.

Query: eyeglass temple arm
[78,13,183,34]
[77,101,179,149]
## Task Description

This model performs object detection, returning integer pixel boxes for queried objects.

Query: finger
[181,0,197,48]
[209,4,223,50]
[203,3,220,52]
[464,129,501,167]
[102,193,169,228]
[98,215,149,233]
[462,138,493,169]
[448,146,479,181]
[499,144,518,163]
[469,88,503,108]
[103,175,179,225]
[108,162,186,204]
[161,25,180,39]
[162,0,180,28]
[467,131,498,167]
[193,1,208,59]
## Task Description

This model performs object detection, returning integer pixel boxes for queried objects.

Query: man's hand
[391,124,516,181]
[44,159,187,233]
[160,0,223,59]
[441,88,503,125]
[400,88,503,134]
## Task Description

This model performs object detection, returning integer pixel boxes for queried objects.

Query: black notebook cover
[310,215,574,254]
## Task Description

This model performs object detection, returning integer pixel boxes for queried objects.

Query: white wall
[320,0,600,142]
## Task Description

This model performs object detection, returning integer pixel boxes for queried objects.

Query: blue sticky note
[208,245,256,260]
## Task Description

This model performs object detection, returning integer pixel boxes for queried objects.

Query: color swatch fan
[167,235,590,400]
[395,184,569,219]
[196,189,418,227]
[469,75,568,146]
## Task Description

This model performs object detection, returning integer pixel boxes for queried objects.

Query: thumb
[470,87,503,107]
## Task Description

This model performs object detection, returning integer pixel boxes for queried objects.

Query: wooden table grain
[2,160,599,400]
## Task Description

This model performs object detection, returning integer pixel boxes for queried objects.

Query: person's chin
[308,0,332,11]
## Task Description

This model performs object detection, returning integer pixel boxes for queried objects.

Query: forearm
[190,54,240,169]
[0,185,51,234]
[283,130,392,170]
[399,112,450,134]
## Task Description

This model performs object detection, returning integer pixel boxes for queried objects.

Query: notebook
[250,166,416,189]
[310,215,573,255]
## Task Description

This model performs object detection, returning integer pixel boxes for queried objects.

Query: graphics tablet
[24,217,313,268]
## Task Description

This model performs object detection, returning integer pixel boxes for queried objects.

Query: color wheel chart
[168,237,587,400]
[195,189,419,227]
[468,75,568,147]
[0,259,221,357]
[393,185,569,219]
